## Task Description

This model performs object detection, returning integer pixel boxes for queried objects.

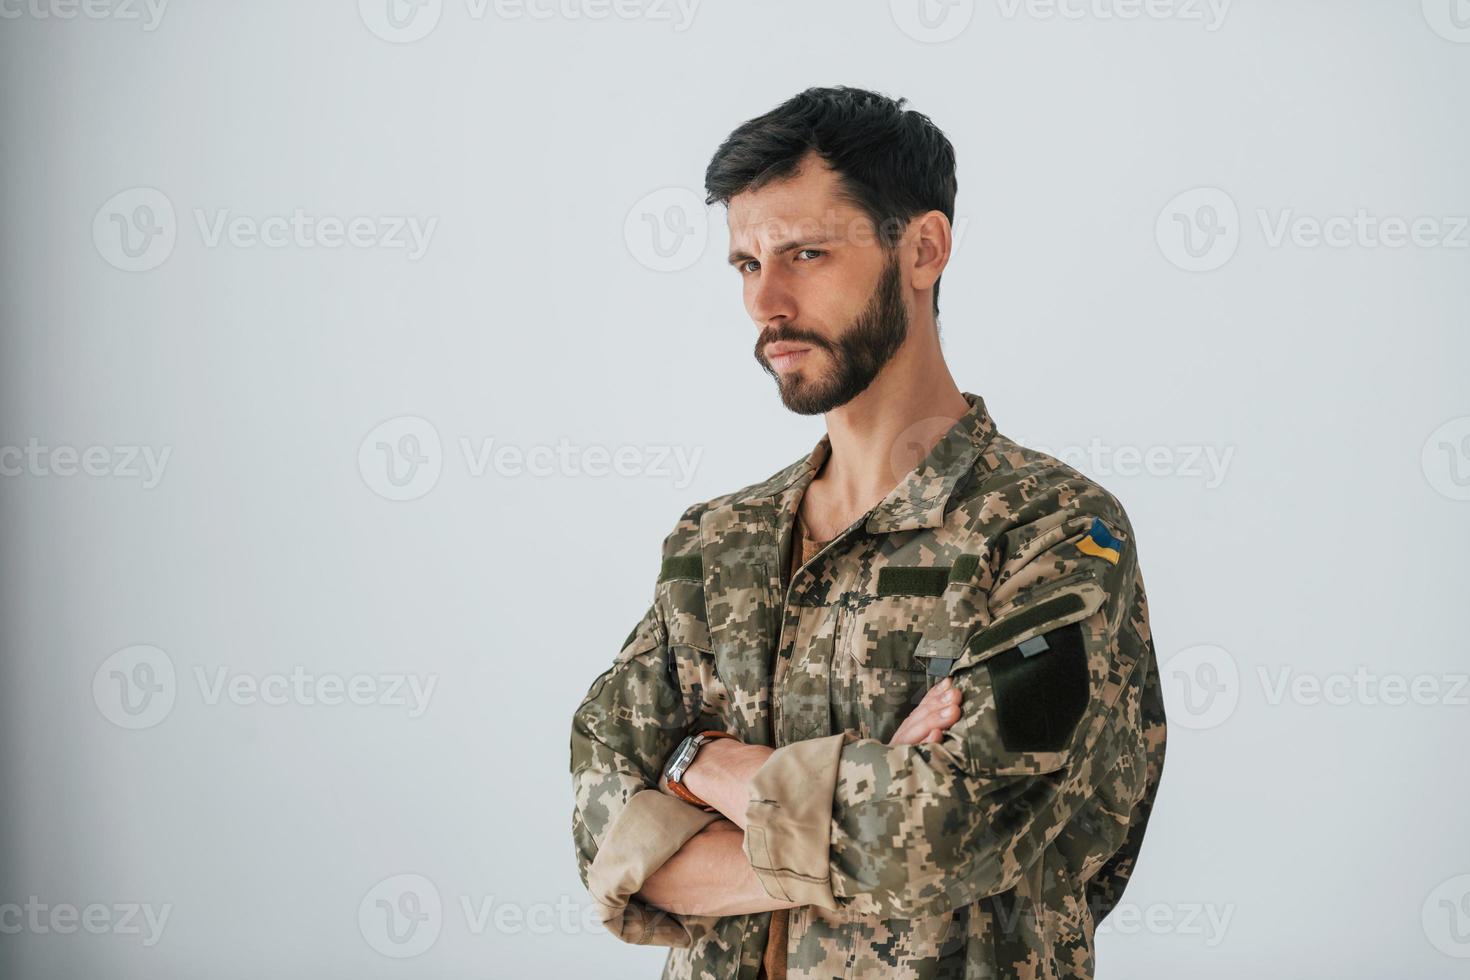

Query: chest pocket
[831,564,955,741]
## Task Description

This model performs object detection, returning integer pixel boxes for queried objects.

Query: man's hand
[887,676,963,745]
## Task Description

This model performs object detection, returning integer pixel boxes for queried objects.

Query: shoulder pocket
[963,575,1105,669]
[922,572,1106,677]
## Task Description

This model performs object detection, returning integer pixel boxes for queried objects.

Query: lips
[768,348,809,370]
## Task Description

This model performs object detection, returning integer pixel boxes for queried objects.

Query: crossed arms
[634,679,966,917]
[570,500,1153,945]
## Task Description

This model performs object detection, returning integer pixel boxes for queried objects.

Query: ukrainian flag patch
[1075,517,1123,565]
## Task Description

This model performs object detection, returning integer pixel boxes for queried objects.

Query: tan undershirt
[760,506,828,980]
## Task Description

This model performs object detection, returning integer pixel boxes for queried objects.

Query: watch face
[666,736,697,782]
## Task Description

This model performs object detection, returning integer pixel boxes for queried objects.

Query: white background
[1,1,1468,977]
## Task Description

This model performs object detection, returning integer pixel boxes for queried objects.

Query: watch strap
[665,730,738,811]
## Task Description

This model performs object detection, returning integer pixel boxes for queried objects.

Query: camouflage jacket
[570,391,1167,980]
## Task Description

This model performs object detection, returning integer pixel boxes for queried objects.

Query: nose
[748,263,795,331]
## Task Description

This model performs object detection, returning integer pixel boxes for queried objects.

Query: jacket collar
[744,390,998,536]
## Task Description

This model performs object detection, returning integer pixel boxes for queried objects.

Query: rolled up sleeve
[586,789,724,945]
[741,732,848,910]
[571,601,720,946]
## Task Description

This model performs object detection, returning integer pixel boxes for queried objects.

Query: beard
[754,250,910,416]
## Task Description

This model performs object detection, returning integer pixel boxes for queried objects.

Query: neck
[815,346,969,518]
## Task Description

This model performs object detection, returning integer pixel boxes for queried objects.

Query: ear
[907,210,953,294]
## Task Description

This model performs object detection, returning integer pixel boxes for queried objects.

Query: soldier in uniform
[570,85,1167,980]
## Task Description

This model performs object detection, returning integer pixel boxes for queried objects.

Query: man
[570,86,1167,980]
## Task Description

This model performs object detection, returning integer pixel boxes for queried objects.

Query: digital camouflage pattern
[570,392,1168,979]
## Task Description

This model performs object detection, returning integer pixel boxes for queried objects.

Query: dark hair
[704,86,958,318]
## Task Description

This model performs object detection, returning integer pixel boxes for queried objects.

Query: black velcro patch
[658,554,703,583]
[971,592,1086,659]
[948,553,981,584]
[986,621,1089,752]
[876,566,950,596]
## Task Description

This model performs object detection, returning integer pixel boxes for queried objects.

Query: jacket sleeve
[570,594,724,946]
[740,494,1163,919]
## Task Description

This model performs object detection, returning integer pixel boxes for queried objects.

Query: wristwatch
[662,730,737,811]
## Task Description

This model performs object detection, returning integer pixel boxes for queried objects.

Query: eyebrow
[727,235,836,267]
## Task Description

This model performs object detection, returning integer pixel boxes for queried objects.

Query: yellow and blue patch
[1075,517,1124,565]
